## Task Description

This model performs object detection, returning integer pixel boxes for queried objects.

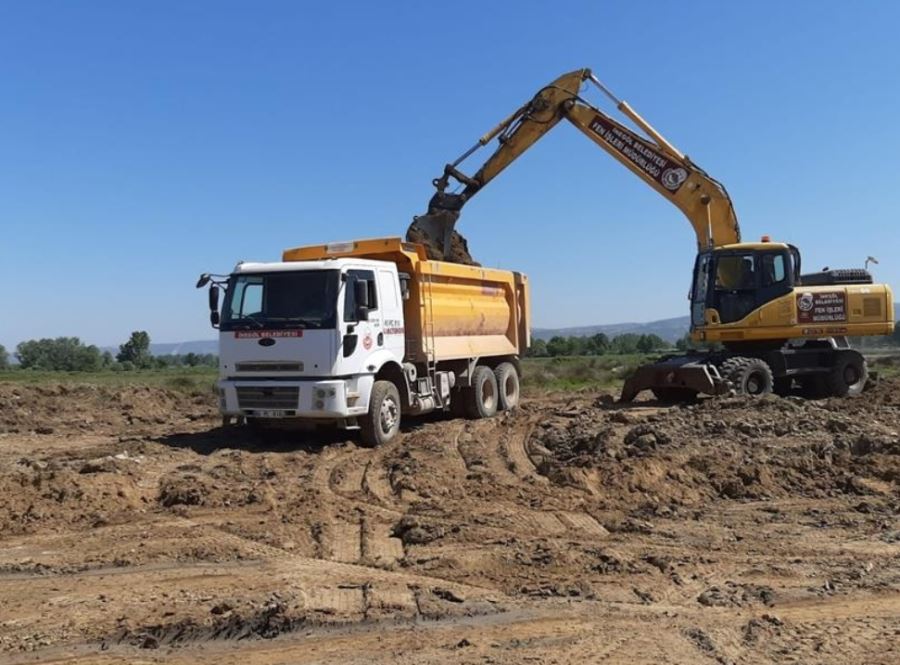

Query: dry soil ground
[1,381,899,664]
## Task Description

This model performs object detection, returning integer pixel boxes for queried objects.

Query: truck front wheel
[464,365,499,419]
[360,380,401,446]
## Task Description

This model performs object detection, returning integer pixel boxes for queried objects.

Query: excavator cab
[691,243,800,330]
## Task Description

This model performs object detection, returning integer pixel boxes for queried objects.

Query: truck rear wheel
[360,380,401,446]
[464,365,499,419]
[721,357,774,396]
[825,350,868,397]
[494,362,520,411]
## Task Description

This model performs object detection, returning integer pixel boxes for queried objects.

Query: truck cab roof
[232,258,393,274]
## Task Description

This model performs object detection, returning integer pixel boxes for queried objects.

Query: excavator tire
[651,387,698,403]
[720,357,774,396]
[494,362,520,411]
[825,350,868,398]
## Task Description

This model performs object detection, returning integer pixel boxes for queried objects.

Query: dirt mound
[531,386,900,508]
[0,383,214,435]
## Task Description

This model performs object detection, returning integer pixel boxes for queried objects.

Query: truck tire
[494,362,520,411]
[360,380,401,447]
[464,365,499,419]
[651,387,698,403]
[721,357,774,396]
[825,350,868,397]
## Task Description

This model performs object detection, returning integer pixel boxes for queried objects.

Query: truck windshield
[221,270,339,331]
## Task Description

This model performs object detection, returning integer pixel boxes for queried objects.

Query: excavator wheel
[825,350,868,398]
[651,387,698,403]
[720,357,774,396]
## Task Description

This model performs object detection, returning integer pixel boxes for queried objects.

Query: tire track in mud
[456,418,526,488]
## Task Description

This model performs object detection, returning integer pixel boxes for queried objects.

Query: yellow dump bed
[282,237,530,363]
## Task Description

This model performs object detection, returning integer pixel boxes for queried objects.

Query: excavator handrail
[408,68,741,259]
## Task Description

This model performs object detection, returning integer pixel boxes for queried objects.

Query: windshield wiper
[233,314,265,329]
[266,317,325,329]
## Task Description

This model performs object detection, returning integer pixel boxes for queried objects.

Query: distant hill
[534,315,690,344]
[150,340,218,356]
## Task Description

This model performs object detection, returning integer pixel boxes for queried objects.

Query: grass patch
[0,367,218,394]
[867,352,900,379]
[520,355,652,394]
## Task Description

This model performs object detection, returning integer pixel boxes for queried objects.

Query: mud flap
[620,356,729,402]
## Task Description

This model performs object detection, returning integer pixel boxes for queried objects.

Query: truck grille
[235,362,303,372]
[236,386,300,410]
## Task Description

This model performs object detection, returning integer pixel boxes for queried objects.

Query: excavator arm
[408,68,740,260]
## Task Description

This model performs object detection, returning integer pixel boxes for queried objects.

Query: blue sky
[2,1,899,349]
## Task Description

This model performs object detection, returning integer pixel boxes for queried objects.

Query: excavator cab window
[703,249,794,324]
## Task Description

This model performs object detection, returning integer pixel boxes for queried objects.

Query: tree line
[0,332,217,372]
[528,332,669,357]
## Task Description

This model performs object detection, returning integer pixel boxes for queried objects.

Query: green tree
[546,336,571,357]
[636,334,667,353]
[610,333,640,354]
[586,333,609,355]
[117,331,152,369]
[0,344,8,370]
[16,337,103,371]
[675,334,690,351]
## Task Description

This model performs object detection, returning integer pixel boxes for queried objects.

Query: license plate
[254,409,288,418]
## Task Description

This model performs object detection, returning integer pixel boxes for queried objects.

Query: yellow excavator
[407,68,894,400]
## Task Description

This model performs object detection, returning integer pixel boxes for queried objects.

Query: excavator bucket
[406,210,457,261]
[406,210,479,265]
[620,355,730,402]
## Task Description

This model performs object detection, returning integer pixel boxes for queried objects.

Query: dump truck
[197,237,530,444]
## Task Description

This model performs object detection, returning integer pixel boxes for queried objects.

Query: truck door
[343,269,379,365]
[377,268,406,359]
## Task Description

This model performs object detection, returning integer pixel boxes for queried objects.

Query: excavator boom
[408,68,740,260]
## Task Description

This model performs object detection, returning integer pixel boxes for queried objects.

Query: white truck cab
[216,258,405,428]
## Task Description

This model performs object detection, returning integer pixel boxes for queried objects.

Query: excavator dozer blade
[620,355,730,402]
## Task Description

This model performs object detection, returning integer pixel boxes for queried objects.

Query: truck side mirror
[208,285,220,328]
[353,280,370,322]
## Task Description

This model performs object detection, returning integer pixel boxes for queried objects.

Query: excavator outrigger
[407,68,894,400]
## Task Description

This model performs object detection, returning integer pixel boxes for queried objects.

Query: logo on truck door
[363,333,373,350]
